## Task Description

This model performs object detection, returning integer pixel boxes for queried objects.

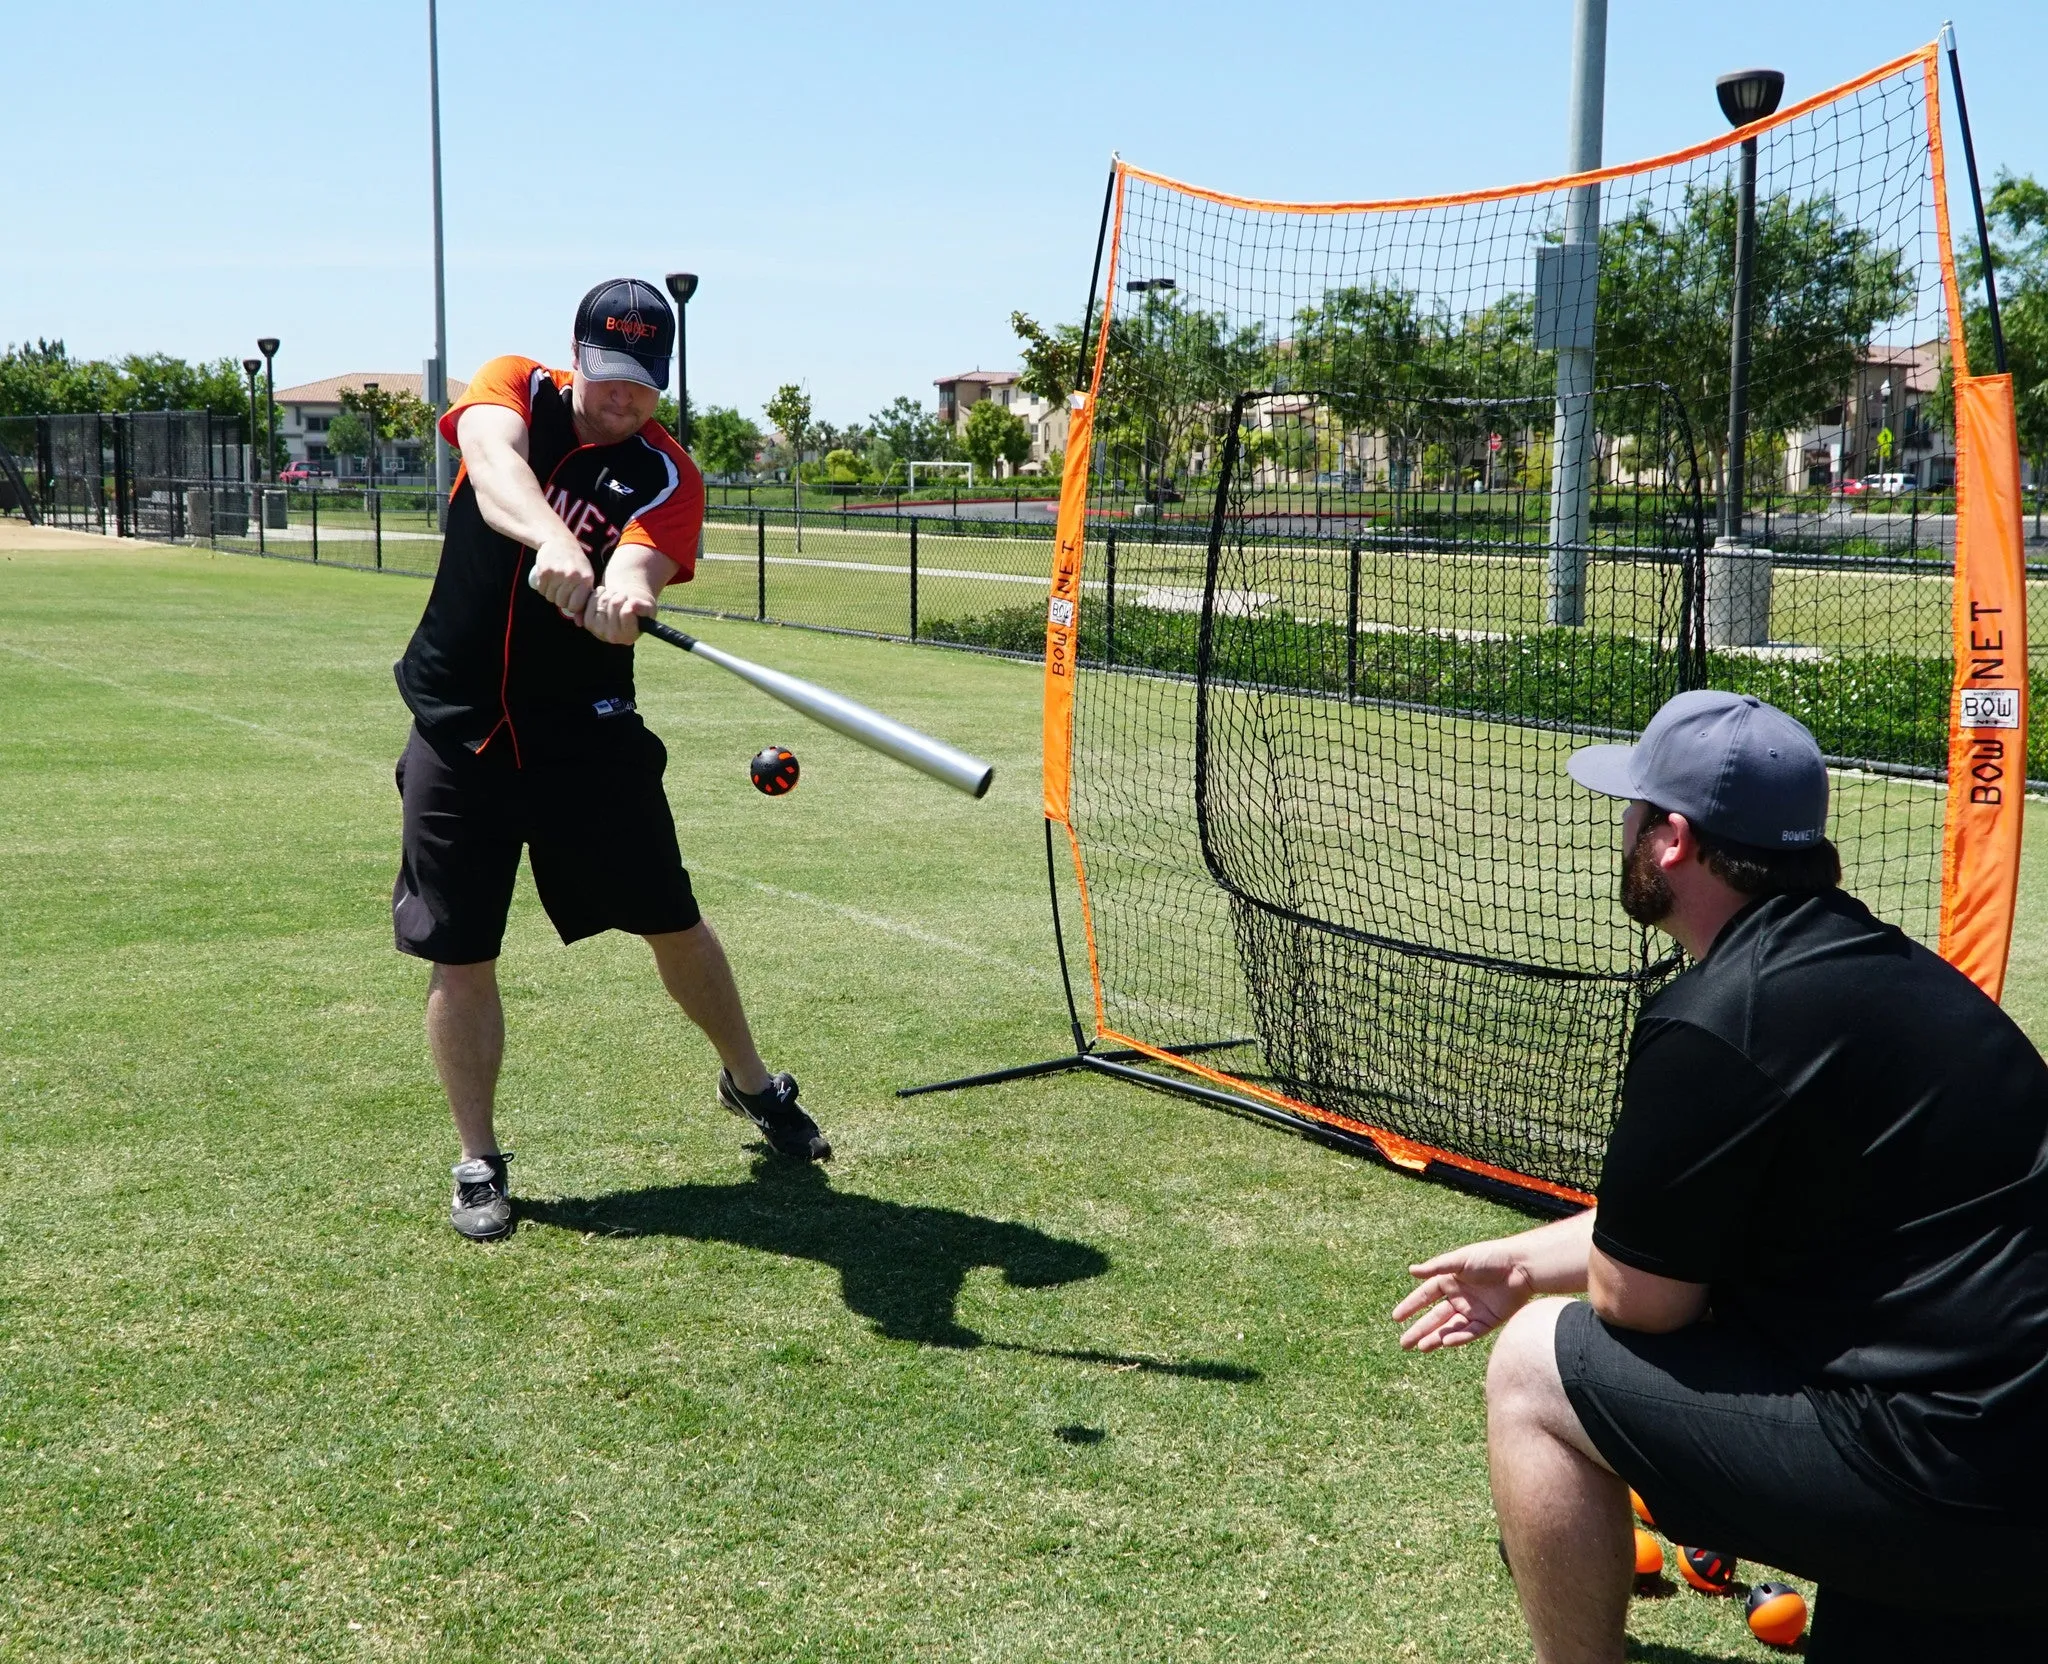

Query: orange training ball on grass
[1746,1582,1809,1647]
[1632,1528,1664,1580]
[1630,1488,1654,1529]
[1678,1545,1738,1594]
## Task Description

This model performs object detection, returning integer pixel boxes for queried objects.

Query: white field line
[0,642,374,764]
[699,550,1059,588]
[691,866,1056,984]
[0,639,1076,963]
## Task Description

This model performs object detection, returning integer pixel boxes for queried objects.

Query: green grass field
[7,534,2048,1661]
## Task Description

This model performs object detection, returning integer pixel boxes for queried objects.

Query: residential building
[1781,341,1954,491]
[272,371,468,479]
[933,369,1068,474]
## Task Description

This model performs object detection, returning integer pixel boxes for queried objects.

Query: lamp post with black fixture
[1126,276,1175,510]
[1707,67,1784,647]
[241,359,262,487]
[361,381,381,493]
[665,272,698,450]
[256,337,280,484]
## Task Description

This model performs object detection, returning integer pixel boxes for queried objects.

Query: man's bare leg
[1487,1298,1634,1664]
[645,922,771,1094]
[427,960,504,1160]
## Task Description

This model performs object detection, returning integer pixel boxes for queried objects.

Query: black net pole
[756,510,766,620]
[1945,27,2008,373]
[1074,162,1118,393]
[909,518,919,640]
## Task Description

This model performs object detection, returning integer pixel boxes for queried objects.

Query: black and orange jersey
[394,355,705,764]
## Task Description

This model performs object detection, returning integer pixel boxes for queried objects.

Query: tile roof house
[272,371,468,479]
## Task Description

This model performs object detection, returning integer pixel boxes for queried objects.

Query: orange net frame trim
[1041,40,2023,1205]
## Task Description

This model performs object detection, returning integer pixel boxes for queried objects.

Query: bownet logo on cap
[572,277,674,392]
[1566,689,1829,849]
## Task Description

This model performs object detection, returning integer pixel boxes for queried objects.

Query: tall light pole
[427,0,451,526]
[665,272,698,449]
[1716,68,1784,539]
[1126,276,1174,507]
[256,337,280,485]
[363,380,380,491]
[242,358,262,486]
[1543,0,1606,627]
[1708,67,1785,647]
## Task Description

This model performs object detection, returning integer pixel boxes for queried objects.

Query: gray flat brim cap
[1564,689,1829,848]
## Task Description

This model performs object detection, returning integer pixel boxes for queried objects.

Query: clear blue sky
[4,1,2042,424]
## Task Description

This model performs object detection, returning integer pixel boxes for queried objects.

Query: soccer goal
[909,40,2029,1211]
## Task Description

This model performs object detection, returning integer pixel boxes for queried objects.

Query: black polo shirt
[1595,889,2048,1516]
[394,355,703,764]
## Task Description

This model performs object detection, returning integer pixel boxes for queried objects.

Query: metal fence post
[1346,539,1361,698]
[310,484,318,561]
[374,489,383,569]
[1104,529,1118,667]
[756,509,766,620]
[909,517,919,640]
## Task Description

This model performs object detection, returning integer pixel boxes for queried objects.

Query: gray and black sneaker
[450,1151,514,1241]
[718,1071,831,1161]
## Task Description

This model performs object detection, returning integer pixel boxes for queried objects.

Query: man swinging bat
[391,277,829,1243]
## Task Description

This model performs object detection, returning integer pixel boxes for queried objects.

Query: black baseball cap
[1567,689,1829,848]
[572,278,673,391]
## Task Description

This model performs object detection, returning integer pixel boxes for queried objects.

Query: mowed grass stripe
[4,539,2045,1661]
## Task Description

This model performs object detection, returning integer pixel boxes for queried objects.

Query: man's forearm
[603,543,679,605]
[468,441,578,552]
[1505,1208,1597,1294]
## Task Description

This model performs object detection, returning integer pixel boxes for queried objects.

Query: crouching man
[1393,691,2048,1662]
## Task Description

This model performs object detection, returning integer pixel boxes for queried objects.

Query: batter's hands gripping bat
[636,615,995,799]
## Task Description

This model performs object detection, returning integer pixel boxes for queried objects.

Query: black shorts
[1555,1300,2048,1649]
[392,722,701,963]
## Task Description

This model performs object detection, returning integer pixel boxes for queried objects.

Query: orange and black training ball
[1678,1545,1738,1594]
[1746,1581,1809,1648]
[1630,1488,1655,1530]
[1632,1528,1664,1582]
[750,746,799,795]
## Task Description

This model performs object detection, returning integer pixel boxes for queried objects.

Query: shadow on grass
[521,1156,1260,1381]
[1625,1642,1757,1663]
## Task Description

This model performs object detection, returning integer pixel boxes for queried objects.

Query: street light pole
[242,359,262,487]
[1126,276,1174,509]
[256,337,280,484]
[1545,0,1606,627]
[363,380,380,492]
[664,272,699,449]
[1709,68,1785,647]
[427,0,452,528]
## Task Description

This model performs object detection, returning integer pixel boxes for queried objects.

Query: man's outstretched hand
[1392,1239,1539,1352]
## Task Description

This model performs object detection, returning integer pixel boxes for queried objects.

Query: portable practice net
[910,41,2028,1210]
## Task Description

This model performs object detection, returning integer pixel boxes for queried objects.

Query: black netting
[1057,58,1957,1195]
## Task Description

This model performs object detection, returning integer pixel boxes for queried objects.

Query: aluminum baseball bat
[637,615,995,799]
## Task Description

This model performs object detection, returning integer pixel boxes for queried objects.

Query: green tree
[764,384,811,470]
[1595,184,1914,489]
[1938,170,2048,483]
[867,395,952,472]
[823,447,865,482]
[325,408,370,463]
[692,405,764,477]
[960,397,1032,475]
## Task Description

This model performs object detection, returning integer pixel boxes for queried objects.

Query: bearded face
[1619,806,1675,926]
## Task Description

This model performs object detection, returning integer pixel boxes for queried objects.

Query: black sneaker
[450,1151,514,1241]
[718,1071,831,1161]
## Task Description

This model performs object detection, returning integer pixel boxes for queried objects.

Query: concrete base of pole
[1705,536,1774,647]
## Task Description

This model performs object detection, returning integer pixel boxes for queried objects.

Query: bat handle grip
[637,614,697,651]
